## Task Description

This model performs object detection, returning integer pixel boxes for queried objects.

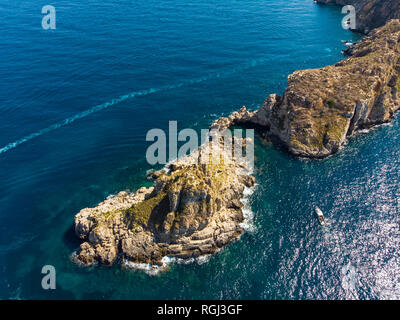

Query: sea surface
[1,0,399,299]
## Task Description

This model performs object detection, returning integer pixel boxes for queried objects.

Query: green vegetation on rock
[125,191,167,229]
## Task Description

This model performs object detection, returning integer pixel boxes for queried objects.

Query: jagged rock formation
[74,142,255,267]
[213,20,400,158]
[316,0,400,34]
[73,9,400,271]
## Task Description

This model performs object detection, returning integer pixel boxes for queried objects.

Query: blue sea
[1,0,399,300]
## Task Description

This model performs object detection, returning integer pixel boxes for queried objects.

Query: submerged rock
[74,141,255,267]
[213,20,400,158]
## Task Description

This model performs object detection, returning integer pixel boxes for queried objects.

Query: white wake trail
[0,78,211,155]
[0,57,268,156]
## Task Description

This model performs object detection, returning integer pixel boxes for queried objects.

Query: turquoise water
[2,0,399,299]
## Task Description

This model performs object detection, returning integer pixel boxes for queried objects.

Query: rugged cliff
[213,20,400,158]
[316,0,400,34]
[74,140,255,268]
[73,12,400,271]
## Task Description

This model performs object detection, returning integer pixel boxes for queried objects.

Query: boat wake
[0,57,270,156]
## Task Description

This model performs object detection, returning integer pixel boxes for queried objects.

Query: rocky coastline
[74,140,255,269]
[316,0,400,34]
[73,6,400,270]
[213,20,400,158]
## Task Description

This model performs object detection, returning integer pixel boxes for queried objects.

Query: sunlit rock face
[316,0,400,34]
[214,20,400,158]
[73,9,400,270]
[74,141,255,268]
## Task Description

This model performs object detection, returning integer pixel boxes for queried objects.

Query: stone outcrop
[213,20,400,158]
[74,141,255,267]
[316,0,400,34]
[73,8,400,271]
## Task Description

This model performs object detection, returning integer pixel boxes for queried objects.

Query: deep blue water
[1,0,398,300]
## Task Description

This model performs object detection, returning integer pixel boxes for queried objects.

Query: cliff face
[213,20,400,158]
[74,141,255,267]
[72,9,400,271]
[316,0,400,33]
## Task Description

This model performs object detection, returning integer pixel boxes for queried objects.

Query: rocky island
[74,141,255,268]
[73,3,400,270]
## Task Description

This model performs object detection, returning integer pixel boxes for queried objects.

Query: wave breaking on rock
[73,137,255,270]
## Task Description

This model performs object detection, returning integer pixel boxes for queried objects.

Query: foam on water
[239,185,257,233]
[4,0,387,299]
[122,256,176,276]
[122,255,213,275]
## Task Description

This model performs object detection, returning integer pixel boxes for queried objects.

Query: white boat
[315,206,326,226]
